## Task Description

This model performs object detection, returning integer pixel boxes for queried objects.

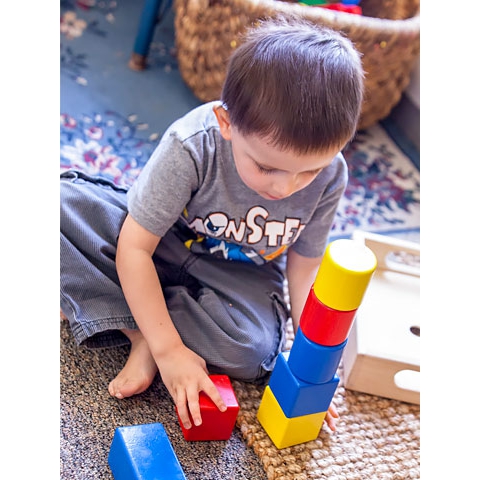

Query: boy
[60,17,364,433]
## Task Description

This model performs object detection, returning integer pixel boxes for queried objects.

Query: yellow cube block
[257,386,326,449]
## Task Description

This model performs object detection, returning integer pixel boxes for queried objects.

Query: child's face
[229,130,340,200]
[214,106,342,201]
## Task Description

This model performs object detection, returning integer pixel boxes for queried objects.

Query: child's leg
[61,171,288,395]
[60,171,137,348]
[154,227,290,383]
[61,171,155,398]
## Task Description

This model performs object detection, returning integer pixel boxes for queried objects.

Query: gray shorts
[60,170,289,382]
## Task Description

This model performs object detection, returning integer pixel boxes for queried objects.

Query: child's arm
[286,248,339,431]
[116,214,227,427]
[286,248,322,333]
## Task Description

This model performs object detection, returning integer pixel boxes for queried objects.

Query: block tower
[257,238,377,449]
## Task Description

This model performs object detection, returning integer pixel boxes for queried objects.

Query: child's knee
[215,334,283,382]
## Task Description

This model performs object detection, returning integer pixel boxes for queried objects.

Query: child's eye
[305,168,323,176]
[255,163,275,175]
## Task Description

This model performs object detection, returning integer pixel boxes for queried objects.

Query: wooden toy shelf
[342,230,420,404]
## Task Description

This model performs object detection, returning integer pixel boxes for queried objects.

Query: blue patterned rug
[60,0,420,241]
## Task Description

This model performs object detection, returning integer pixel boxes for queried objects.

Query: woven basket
[173,0,420,130]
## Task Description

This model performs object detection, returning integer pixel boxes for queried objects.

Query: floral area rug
[60,0,419,242]
[60,110,420,240]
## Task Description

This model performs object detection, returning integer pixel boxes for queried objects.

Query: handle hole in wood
[394,369,420,393]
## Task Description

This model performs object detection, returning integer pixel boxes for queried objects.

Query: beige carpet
[60,320,267,479]
[61,317,419,479]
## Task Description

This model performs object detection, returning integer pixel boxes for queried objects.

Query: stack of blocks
[257,239,377,449]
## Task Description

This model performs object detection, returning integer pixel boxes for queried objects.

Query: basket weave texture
[174,0,420,130]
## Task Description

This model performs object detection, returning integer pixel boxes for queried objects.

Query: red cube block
[175,375,240,441]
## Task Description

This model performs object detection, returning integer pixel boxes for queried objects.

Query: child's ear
[213,105,232,141]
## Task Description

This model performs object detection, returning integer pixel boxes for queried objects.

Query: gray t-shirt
[127,102,347,265]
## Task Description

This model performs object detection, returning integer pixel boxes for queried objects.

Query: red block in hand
[175,375,240,441]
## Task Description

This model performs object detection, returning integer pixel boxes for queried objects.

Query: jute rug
[232,323,420,480]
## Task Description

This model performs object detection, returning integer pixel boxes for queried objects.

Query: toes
[108,380,124,399]
[108,381,116,397]
[108,376,148,399]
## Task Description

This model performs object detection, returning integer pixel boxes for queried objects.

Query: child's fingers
[328,403,339,418]
[325,411,337,431]
[324,402,339,432]
[202,378,227,413]
[186,385,203,427]
[175,390,192,430]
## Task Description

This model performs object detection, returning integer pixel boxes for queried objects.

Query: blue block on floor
[288,326,347,384]
[269,351,340,417]
[108,423,186,480]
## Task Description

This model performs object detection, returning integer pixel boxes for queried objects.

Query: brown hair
[221,17,364,154]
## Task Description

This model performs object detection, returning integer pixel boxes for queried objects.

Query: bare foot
[60,310,68,321]
[108,329,158,399]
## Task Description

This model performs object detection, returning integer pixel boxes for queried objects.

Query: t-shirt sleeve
[127,132,201,237]
[290,155,348,258]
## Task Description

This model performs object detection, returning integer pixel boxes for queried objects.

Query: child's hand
[325,403,339,432]
[155,344,227,429]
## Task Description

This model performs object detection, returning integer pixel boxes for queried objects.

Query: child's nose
[272,175,297,198]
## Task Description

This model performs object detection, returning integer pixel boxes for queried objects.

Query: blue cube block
[288,326,347,384]
[269,351,339,417]
[108,423,186,480]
